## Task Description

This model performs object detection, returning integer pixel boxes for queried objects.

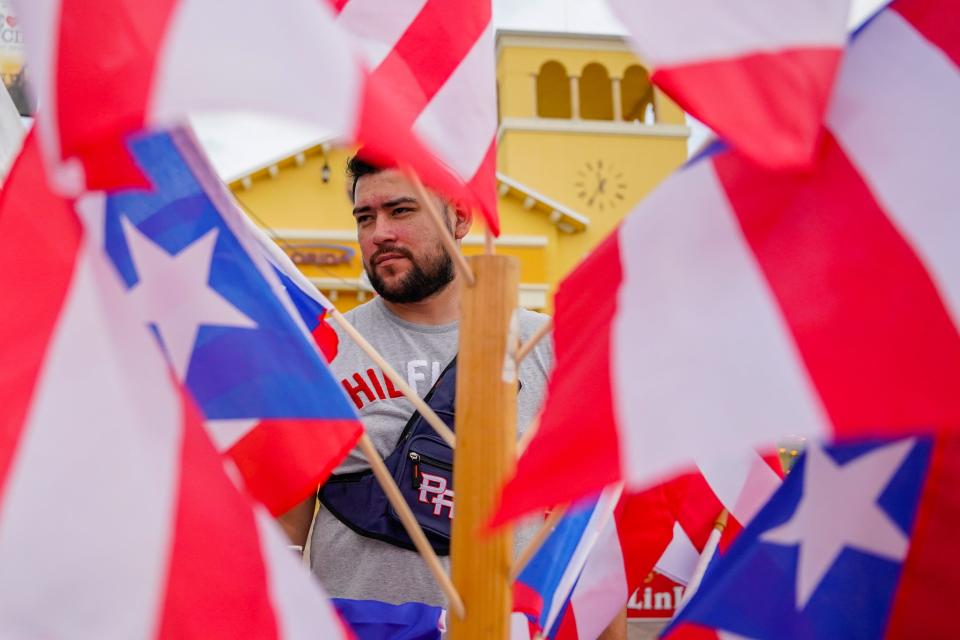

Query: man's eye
[392,207,412,215]
[356,215,373,225]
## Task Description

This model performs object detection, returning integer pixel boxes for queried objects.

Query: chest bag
[319,358,458,555]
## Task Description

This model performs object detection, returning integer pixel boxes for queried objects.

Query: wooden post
[448,255,519,639]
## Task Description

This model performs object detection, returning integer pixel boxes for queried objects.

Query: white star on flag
[761,439,914,610]
[120,217,257,380]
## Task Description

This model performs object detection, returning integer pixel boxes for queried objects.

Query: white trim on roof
[224,138,333,184]
[499,117,690,140]
[496,172,590,230]
[495,30,632,59]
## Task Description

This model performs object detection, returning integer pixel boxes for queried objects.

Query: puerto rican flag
[513,487,624,639]
[15,0,497,232]
[514,449,783,639]
[331,0,499,234]
[243,212,342,363]
[550,486,688,640]
[491,0,960,528]
[606,0,851,169]
[88,126,362,516]
[694,449,785,547]
[0,132,350,639]
[666,437,960,638]
[271,269,340,364]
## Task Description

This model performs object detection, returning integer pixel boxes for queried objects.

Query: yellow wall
[231,31,689,314]
[236,147,356,233]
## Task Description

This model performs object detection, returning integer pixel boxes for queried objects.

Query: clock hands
[578,160,624,209]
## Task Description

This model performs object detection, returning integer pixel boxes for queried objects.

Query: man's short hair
[345,155,455,220]
[346,155,381,202]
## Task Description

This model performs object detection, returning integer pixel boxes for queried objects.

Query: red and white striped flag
[491,0,960,527]
[15,0,491,230]
[520,451,782,640]
[606,0,851,169]
[0,133,349,639]
[332,0,499,234]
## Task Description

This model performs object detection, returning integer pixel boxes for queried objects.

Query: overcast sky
[195,0,890,180]
[492,0,887,33]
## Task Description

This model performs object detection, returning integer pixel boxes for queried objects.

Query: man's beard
[365,244,455,304]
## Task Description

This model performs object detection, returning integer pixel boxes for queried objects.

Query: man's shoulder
[333,298,387,340]
[341,297,381,324]
[516,308,550,337]
[516,308,553,367]
[329,299,383,369]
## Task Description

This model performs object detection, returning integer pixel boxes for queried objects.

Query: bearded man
[280,156,553,607]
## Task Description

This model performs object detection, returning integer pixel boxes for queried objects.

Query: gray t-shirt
[309,296,553,605]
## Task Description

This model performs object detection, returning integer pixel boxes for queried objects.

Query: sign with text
[283,243,354,267]
[627,571,685,620]
[0,1,31,115]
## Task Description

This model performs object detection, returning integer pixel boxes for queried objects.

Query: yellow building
[229,31,690,312]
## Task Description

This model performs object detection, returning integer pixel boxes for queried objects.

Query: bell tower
[496,30,690,275]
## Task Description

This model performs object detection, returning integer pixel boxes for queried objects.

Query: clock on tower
[574,159,627,212]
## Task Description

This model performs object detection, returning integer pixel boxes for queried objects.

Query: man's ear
[453,204,472,240]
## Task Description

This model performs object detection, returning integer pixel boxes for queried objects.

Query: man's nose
[370,213,399,244]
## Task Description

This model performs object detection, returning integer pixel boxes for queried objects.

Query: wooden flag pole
[516,415,540,456]
[677,509,728,611]
[448,254,519,640]
[357,434,466,619]
[329,310,456,449]
[484,226,496,255]
[516,317,552,363]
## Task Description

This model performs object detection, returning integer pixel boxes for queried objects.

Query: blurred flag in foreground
[92,127,362,516]
[330,599,538,640]
[271,263,341,363]
[666,437,960,638]
[513,487,624,639]
[491,0,960,528]
[513,448,783,639]
[333,599,443,640]
[0,132,349,639]
[333,0,500,233]
[17,0,498,232]
[246,219,342,363]
[606,0,850,168]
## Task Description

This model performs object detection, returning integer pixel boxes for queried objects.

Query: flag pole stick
[516,317,552,363]
[357,434,466,619]
[510,505,568,580]
[484,225,495,255]
[516,416,539,456]
[511,320,552,456]
[676,509,728,611]
[404,169,476,286]
[329,310,456,448]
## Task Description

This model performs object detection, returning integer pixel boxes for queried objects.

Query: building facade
[229,31,690,312]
